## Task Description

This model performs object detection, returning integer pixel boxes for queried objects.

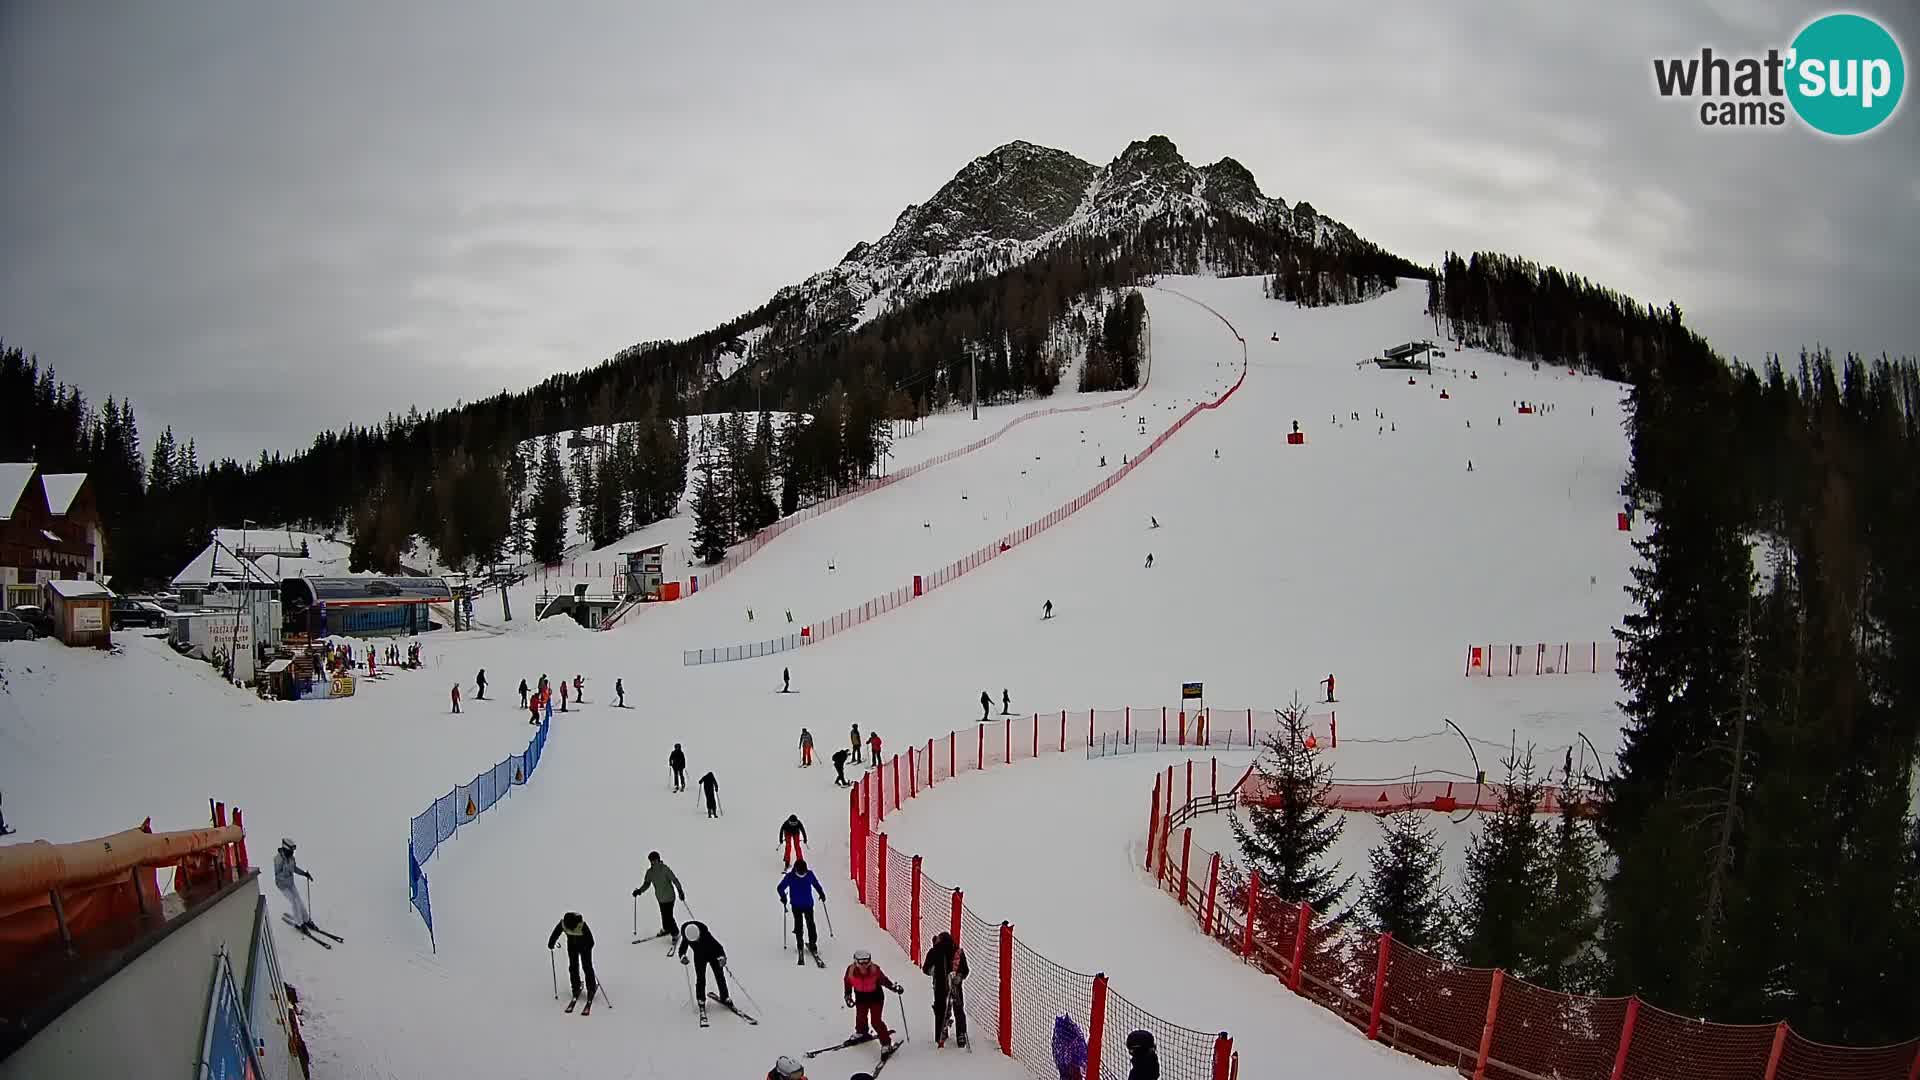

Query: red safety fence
[1466,641,1621,677]
[848,712,1240,1080]
[1149,768,1920,1080]
[686,291,1252,662]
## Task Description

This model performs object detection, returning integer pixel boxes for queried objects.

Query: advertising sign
[199,949,259,1080]
[73,607,104,632]
[1181,681,1203,700]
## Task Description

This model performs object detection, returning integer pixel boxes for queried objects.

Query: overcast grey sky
[3,2,1915,459]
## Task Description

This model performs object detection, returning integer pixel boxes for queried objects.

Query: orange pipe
[0,824,245,907]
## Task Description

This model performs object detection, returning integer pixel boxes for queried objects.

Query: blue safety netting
[407,716,550,948]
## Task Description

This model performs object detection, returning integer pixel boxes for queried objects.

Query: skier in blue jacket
[777,859,826,963]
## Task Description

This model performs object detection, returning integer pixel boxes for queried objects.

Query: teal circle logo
[1787,13,1905,136]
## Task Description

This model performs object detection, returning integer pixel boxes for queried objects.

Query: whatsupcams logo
[1653,12,1905,135]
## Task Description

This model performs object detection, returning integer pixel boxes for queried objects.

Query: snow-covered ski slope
[0,275,1636,1080]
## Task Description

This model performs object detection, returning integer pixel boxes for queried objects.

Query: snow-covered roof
[213,527,307,552]
[0,463,36,520]
[40,473,86,515]
[172,541,278,588]
[251,554,329,578]
[45,578,111,600]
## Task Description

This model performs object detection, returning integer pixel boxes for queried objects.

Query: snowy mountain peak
[848,140,1097,265]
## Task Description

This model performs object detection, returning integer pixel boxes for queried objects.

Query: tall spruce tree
[1229,696,1352,918]
[1528,763,1602,992]
[688,454,732,565]
[1453,749,1551,971]
[1359,806,1450,950]
[529,435,571,565]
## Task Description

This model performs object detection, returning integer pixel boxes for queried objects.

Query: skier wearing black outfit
[518,679,529,708]
[669,744,688,792]
[831,748,851,786]
[475,669,487,699]
[779,814,807,868]
[699,771,720,818]
[677,920,732,1006]
[980,690,991,721]
[922,930,970,1048]
[546,912,598,1007]
[850,723,862,763]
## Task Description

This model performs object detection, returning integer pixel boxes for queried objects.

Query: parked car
[0,611,37,641]
[9,605,54,638]
[110,597,166,630]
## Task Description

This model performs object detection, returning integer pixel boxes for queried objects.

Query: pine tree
[1527,765,1602,992]
[1229,695,1352,917]
[688,455,732,565]
[1454,750,1551,971]
[572,439,598,543]
[148,427,178,494]
[530,435,570,565]
[1359,806,1449,950]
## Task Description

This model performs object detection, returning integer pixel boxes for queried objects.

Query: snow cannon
[1517,403,1534,415]
[1407,376,1417,385]
[1439,389,1451,400]
[1286,420,1305,446]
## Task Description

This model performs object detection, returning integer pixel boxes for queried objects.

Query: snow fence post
[1211,1033,1233,1080]
[1246,708,1253,746]
[1179,709,1186,746]
[1242,872,1260,958]
[908,747,917,799]
[877,838,890,930]
[909,856,923,965]
[1471,969,1504,1080]
[1146,776,1161,873]
[1032,713,1038,760]
[1212,758,1219,800]
[997,922,1014,1057]
[1086,973,1109,1079]
[977,724,984,771]
[1367,933,1392,1041]
[1003,716,1011,764]
[948,730,956,779]
[1179,828,1193,908]
[1331,712,1337,748]
[1608,997,1640,1080]
[892,755,901,811]
[1161,707,1167,745]
[950,887,963,944]
[1203,852,1221,936]
[1058,710,1065,753]
[849,786,862,903]
[1124,707,1131,743]
[1186,759,1193,805]
[1761,1023,1789,1080]
[1088,709,1095,748]
[1288,902,1311,991]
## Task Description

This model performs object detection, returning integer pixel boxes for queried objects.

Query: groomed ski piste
[0,274,1635,1079]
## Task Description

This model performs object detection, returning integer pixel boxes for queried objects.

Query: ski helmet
[792,859,808,874]
[279,838,295,851]
[647,851,661,862]
[771,1056,805,1078]
[1126,1029,1156,1052]
[853,948,872,963]
[683,923,701,942]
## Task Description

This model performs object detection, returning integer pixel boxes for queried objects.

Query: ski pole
[596,977,613,1009]
[632,893,637,937]
[895,985,911,1042]
[550,948,558,1000]
[781,903,788,950]
[822,898,836,939]
[727,963,765,1016]
[305,877,314,923]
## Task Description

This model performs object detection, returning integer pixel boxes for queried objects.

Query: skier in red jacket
[843,949,903,1047]
[867,731,882,766]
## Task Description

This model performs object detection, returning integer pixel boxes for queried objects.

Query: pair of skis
[798,943,825,968]
[805,1034,904,1073]
[564,994,594,1016]
[280,914,343,949]
[699,993,758,1027]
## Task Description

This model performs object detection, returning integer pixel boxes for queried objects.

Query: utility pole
[971,348,978,421]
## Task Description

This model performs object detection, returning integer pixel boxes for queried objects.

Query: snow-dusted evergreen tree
[1454,750,1551,971]
[529,435,571,565]
[1230,695,1352,918]
[688,454,732,565]
[1360,806,1450,950]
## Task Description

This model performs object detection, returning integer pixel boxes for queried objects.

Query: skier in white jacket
[274,838,316,929]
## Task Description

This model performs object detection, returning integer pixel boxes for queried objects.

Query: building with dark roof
[281,576,452,638]
[0,464,104,610]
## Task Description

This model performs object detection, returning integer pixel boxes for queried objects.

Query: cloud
[0,0,1914,458]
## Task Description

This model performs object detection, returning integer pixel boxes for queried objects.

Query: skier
[766,1058,806,1080]
[1099,455,1106,467]
[799,728,814,767]
[922,929,969,1048]
[831,747,851,787]
[475,669,487,699]
[678,920,734,1012]
[559,679,568,712]
[615,678,626,707]
[779,814,808,868]
[1053,1015,1090,1079]
[669,744,688,792]
[633,851,686,942]
[748,608,755,622]
[518,678,529,709]
[528,692,542,725]
[1149,516,1159,529]
[546,912,598,1011]
[786,610,793,623]
[699,771,721,818]
[777,858,826,963]
[1002,689,1010,715]
[273,838,316,930]
[573,674,585,703]
[0,790,10,836]
[843,951,903,1049]
[1144,553,1154,569]
[867,731,882,766]
[1126,1029,1160,1079]
[979,690,991,721]
[1042,599,1053,620]
[450,683,461,714]
[850,723,863,764]
[1322,673,1336,703]
[782,667,792,693]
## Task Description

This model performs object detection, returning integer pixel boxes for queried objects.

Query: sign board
[73,607,104,632]
[1181,681,1203,700]
[208,617,254,654]
[199,948,260,1080]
